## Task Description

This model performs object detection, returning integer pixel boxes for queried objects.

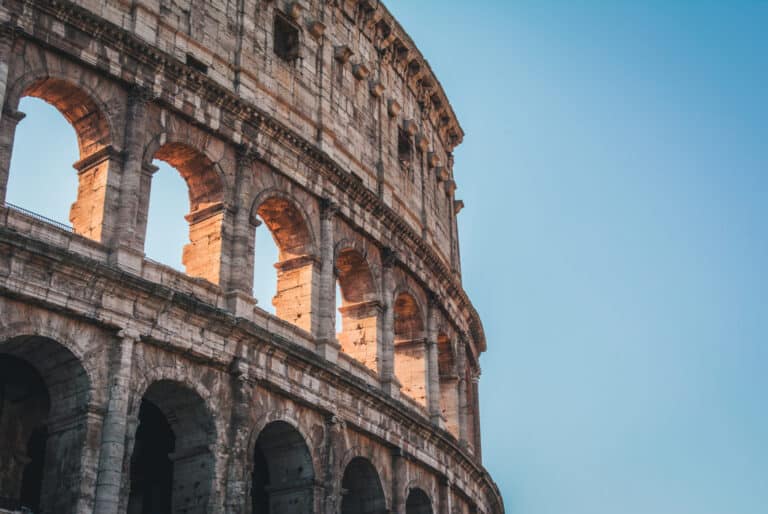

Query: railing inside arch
[4,202,73,233]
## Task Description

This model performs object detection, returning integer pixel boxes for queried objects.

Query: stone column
[456,338,469,448]
[322,415,346,514]
[380,248,399,397]
[391,448,406,514]
[0,106,24,205]
[110,87,151,273]
[224,357,253,514]
[93,327,140,514]
[426,296,441,424]
[471,371,482,462]
[439,478,453,514]
[316,198,341,361]
[0,23,17,128]
[225,146,257,317]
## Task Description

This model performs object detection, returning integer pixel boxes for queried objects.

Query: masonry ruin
[0,1,503,513]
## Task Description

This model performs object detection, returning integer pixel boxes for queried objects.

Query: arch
[0,335,92,513]
[2,72,117,241]
[141,138,228,285]
[250,420,316,514]
[335,245,380,373]
[393,290,428,407]
[406,488,433,514]
[127,379,217,514]
[340,457,387,514]
[250,188,319,332]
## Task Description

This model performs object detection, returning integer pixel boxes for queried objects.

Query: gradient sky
[6,2,768,513]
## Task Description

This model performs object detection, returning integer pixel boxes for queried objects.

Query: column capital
[381,247,398,268]
[127,84,156,107]
[320,197,340,220]
[117,327,141,342]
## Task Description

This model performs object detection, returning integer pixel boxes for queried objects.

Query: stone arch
[393,289,428,406]
[0,334,93,513]
[340,456,388,514]
[126,378,218,514]
[405,487,434,514]
[249,420,316,514]
[140,135,229,285]
[335,243,380,373]
[2,70,118,242]
[249,188,319,332]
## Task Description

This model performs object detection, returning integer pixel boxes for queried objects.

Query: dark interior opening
[251,445,270,513]
[274,14,300,62]
[128,399,175,514]
[398,128,412,169]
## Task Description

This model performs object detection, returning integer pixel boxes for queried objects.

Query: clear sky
[5,2,768,513]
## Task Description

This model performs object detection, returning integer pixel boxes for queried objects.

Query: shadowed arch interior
[340,457,386,514]
[406,488,433,514]
[145,142,226,285]
[0,336,91,513]
[336,247,379,373]
[128,380,215,514]
[393,292,428,406]
[251,421,315,514]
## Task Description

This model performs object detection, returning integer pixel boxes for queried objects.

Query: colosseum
[0,1,504,513]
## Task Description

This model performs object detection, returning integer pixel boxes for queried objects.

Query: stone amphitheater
[0,1,504,513]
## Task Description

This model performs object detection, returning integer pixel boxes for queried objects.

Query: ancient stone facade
[0,1,503,513]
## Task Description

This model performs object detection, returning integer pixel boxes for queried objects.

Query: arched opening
[128,380,215,514]
[144,143,225,285]
[406,488,433,514]
[336,248,379,373]
[340,457,386,514]
[0,335,91,513]
[252,195,317,332]
[393,292,428,406]
[437,334,460,438]
[253,213,280,316]
[251,421,315,513]
[3,77,114,241]
[143,160,190,272]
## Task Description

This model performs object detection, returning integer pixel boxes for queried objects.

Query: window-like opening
[6,97,78,228]
[394,292,428,406]
[274,14,300,62]
[253,214,280,316]
[128,380,215,514]
[144,160,189,272]
[252,195,316,332]
[340,458,386,514]
[145,143,225,284]
[185,53,208,74]
[251,421,315,513]
[406,488,433,514]
[4,77,113,241]
[336,248,379,373]
[398,128,412,169]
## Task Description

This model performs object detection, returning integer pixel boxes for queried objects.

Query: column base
[381,378,401,400]
[316,337,341,363]
[109,245,144,275]
[225,289,257,318]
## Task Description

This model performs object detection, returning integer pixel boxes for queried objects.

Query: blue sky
[6,2,768,513]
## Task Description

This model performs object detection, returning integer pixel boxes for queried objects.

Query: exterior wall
[0,1,502,513]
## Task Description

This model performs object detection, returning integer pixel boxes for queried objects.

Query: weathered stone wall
[0,0,501,513]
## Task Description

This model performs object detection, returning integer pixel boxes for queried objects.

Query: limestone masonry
[0,1,503,513]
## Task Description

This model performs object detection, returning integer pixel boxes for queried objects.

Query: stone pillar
[380,248,399,397]
[93,327,140,514]
[322,415,346,514]
[110,87,151,273]
[391,448,406,514]
[225,146,257,317]
[426,297,441,424]
[456,339,469,448]
[224,357,253,514]
[0,106,24,205]
[0,22,16,136]
[439,478,453,514]
[316,198,341,361]
[471,371,482,462]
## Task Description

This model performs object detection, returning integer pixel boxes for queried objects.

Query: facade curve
[0,1,503,513]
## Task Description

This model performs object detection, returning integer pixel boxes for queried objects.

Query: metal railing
[3,202,73,232]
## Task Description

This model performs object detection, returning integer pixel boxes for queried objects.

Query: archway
[340,457,386,514]
[393,292,428,406]
[405,488,433,514]
[251,421,315,513]
[143,142,226,285]
[0,335,91,513]
[251,194,317,332]
[2,77,114,241]
[127,380,215,514]
[336,247,379,373]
